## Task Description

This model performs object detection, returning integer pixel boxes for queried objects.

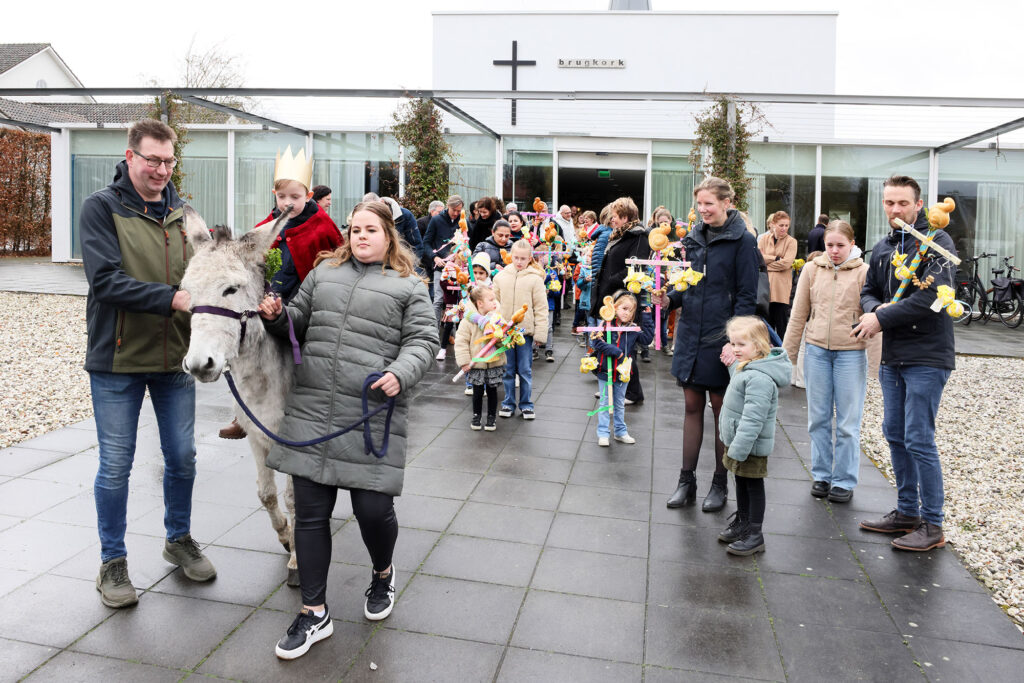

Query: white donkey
[179,206,299,586]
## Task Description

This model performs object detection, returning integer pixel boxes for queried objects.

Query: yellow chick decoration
[580,356,599,373]
[599,295,616,322]
[667,266,705,292]
[500,248,511,264]
[792,258,806,272]
[662,245,677,259]
[891,251,912,281]
[624,267,646,294]
[927,197,956,230]
[934,284,964,318]
[617,356,633,382]
[649,223,672,252]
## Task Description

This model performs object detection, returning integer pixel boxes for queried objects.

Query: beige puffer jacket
[784,253,880,366]
[454,309,506,369]
[492,263,548,344]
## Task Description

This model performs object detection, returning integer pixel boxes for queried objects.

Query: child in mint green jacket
[717,316,791,557]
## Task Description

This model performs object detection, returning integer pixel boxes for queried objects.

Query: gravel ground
[3,294,1023,631]
[1,294,90,449]
[861,356,1024,632]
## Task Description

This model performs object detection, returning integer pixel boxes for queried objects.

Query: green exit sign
[597,170,611,178]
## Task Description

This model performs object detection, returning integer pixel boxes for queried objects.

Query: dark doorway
[558,167,645,215]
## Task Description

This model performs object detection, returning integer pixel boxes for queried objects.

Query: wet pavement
[2,319,1023,681]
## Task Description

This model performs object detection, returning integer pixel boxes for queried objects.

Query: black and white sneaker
[364,567,396,621]
[521,409,535,420]
[275,607,333,660]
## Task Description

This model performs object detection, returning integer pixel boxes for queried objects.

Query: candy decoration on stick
[470,304,528,363]
[890,197,957,304]
[649,223,672,252]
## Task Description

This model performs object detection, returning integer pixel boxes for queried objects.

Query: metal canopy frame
[0,116,61,133]
[3,86,1023,151]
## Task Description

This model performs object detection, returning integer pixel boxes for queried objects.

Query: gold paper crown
[274,146,313,191]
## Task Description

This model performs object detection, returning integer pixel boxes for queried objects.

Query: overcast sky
[2,0,1021,98]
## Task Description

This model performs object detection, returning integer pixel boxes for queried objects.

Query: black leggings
[472,383,498,416]
[735,475,766,525]
[768,302,790,340]
[682,387,726,475]
[439,321,454,348]
[293,475,398,606]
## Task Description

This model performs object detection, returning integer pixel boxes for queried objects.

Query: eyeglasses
[132,151,177,169]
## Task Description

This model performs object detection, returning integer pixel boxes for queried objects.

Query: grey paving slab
[511,590,645,663]
[346,628,504,683]
[1,637,59,681]
[497,647,641,682]
[3,322,1023,682]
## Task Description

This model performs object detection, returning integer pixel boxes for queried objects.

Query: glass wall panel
[651,156,695,221]
[747,144,817,253]
[312,132,399,226]
[70,131,126,259]
[503,137,553,209]
[938,148,1024,264]
[821,146,929,253]
[447,135,496,205]
[179,131,227,229]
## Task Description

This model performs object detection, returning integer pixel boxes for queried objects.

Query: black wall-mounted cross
[493,40,536,126]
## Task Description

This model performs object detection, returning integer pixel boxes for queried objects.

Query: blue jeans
[90,371,197,562]
[803,345,867,490]
[596,377,628,438]
[502,334,534,412]
[878,364,951,525]
[432,270,445,324]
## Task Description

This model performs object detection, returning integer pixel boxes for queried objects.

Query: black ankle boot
[666,470,697,508]
[727,522,765,556]
[702,473,728,512]
[717,511,749,543]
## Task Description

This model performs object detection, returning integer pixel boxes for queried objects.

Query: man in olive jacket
[80,120,215,609]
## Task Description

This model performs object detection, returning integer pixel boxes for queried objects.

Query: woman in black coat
[589,196,651,403]
[468,197,498,250]
[656,177,759,512]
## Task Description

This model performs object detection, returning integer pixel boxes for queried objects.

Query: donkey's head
[180,205,289,382]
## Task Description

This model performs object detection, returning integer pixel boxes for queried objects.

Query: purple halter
[191,304,302,365]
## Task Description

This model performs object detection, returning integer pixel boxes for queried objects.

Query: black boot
[666,470,696,508]
[717,511,749,543]
[702,472,728,512]
[727,522,765,556]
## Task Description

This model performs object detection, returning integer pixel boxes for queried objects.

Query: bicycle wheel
[974,280,989,321]
[954,282,974,326]
[997,291,1023,328]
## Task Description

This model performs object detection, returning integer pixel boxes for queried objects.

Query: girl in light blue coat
[718,316,792,556]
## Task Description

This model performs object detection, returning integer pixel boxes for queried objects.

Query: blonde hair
[274,178,309,193]
[612,290,639,323]
[599,204,613,226]
[738,211,757,237]
[468,285,495,307]
[315,200,419,277]
[825,219,855,243]
[650,205,674,227]
[694,176,735,202]
[726,316,772,371]
[766,211,790,230]
[580,210,597,224]
[509,238,538,267]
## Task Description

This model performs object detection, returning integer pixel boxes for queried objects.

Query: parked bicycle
[953,253,995,326]
[988,256,1024,329]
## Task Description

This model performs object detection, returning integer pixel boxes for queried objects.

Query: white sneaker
[598,436,610,447]
[435,348,447,361]
[624,398,636,406]
[464,386,473,395]
[614,434,636,444]
[364,567,396,621]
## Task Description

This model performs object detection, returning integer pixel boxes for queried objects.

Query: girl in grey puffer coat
[259,201,437,657]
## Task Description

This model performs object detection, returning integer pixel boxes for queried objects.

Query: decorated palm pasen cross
[623,210,703,349]
[452,304,529,383]
[579,296,640,418]
[888,197,965,318]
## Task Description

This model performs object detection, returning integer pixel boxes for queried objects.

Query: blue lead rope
[223,370,395,458]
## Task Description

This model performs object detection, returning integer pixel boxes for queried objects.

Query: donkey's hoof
[286,568,300,587]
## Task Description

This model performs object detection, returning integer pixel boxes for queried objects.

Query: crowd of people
[77,119,958,660]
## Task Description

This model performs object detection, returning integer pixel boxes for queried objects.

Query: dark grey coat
[265,258,438,495]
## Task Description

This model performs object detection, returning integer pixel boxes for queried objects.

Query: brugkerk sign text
[557,58,625,69]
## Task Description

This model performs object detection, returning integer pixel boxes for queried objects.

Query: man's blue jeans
[502,335,534,412]
[596,377,628,438]
[90,371,197,562]
[878,364,951,525]
[804,345,867,490]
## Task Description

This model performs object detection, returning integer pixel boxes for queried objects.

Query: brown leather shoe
[218,418,246,440]
[892,522,946,551]
[859,509,921,533]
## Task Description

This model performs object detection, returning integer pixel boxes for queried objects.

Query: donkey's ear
[239,211,288,258]
[182,205,212,245]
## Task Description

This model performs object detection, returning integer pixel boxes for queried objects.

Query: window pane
[651,157,694,220]
[448,135,495,204]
